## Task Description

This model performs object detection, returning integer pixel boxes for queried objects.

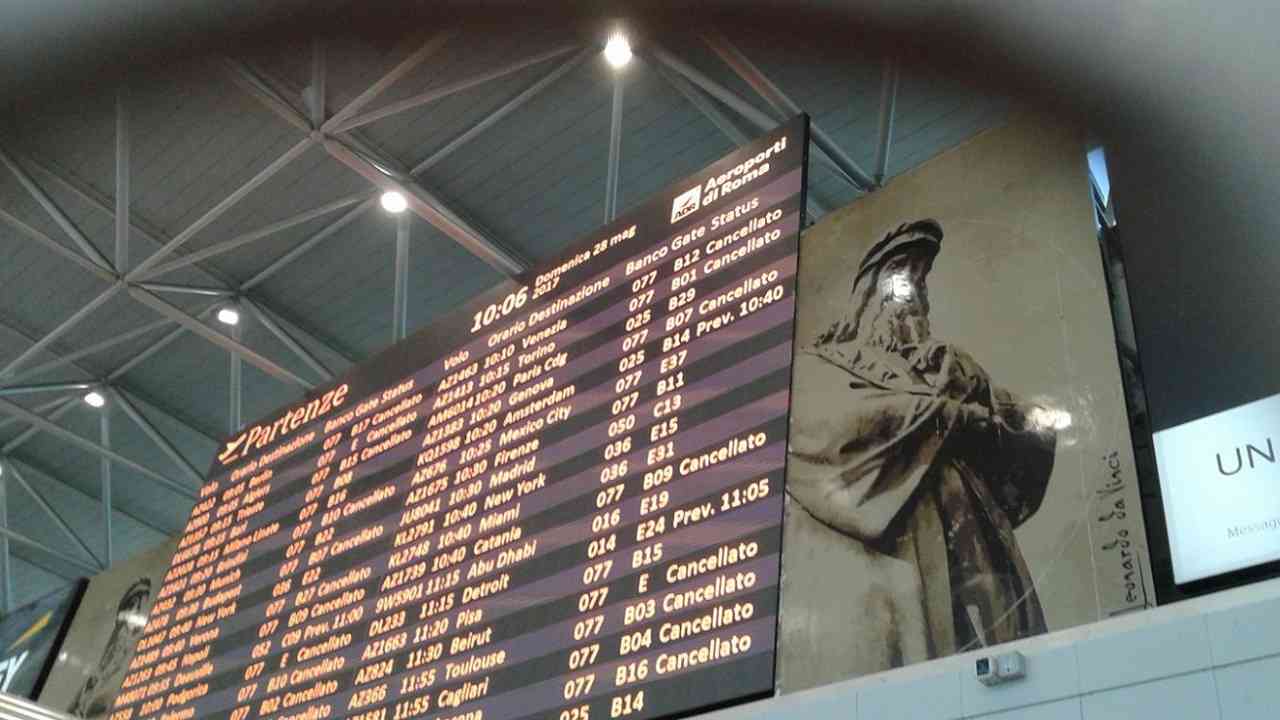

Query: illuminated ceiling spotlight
[83,390,106,408]
[216,305,241,326]
[603,32,632,69]
[380,190,409,214]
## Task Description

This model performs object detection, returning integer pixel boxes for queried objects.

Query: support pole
[323,31,454,133]
[116,84,130,273]
[110,388,205,486]
[411,48,591,176]
[127,137,313,279]
[874,58,900,185]
[128,286,312,389]
[230,325,242,434]
[1,397,77,455]
[242,300,334,381]
[652,58,828,221]
[0,397,196,499]
[0,526,101,577]
[703,33,877,191]
[135,283,235,297]
[8,318,174,384]
[0,144,114,272]
[0,382,96,398]
[605,73,624,222]
[241,198,375,290]
[393,215,410,343]
[0,206,117,281]
[4,461,104,569]
[334,45,579,133]
[0,464,10,613]
[0,284,122,379]
[310,38,326,128]
[100,405,112,568]
[322,138,527,276]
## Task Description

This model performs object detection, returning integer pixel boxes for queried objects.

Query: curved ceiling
[0,10,1007,607]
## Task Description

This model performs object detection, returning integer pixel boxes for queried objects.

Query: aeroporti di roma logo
[671,185,701,224]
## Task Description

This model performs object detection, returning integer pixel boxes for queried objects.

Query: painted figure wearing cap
[786,219,1056,670]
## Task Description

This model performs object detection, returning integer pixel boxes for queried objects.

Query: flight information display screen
[111,117,808,720]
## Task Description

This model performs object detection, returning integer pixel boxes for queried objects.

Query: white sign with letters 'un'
[1155,391,1280,584]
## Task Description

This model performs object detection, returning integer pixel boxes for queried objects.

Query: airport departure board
[111,117,808,720]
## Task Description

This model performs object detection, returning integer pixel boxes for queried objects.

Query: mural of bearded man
[783,219,1058,678]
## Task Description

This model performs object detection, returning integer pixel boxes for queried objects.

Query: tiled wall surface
[701,577,1280,719]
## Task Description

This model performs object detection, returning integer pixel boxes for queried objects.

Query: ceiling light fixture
[84,390,106,408]
[604,33,633,69]
[380,190,408,214]
[216,306,241,326]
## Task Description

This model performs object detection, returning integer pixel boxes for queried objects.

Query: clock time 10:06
[470,286,530,333]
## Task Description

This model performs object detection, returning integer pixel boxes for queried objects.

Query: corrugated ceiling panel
[615,63,737,214]
[402,232,506,341]
[128,76,303,236]
[5,455,171,568]
[423,57,613,263]
[202,208,366,283]
[177,145,371,267]
[9,88,115,202]
[9,559,70,606]
[353,34,576,167]
[9,411,195,537]
[320,33,405,121]
[0,168,82,260]
[251,210,401,357]
[236,316,310,426]
[117,331,232,437]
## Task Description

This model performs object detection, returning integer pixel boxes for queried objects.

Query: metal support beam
[100,407,112,567]
[242,299,333,382]
[0,382,95,398]
[137,192,370,279]
[0,397,69,435]
[0,526,100,577]
[110,388,205,486]
[874,58,900,185]
[393,215,409,343]
[605,73,624,222]
[229,323,243,434]
[310,39,326,128]
[116,85,129,272]
[0,283,122,379]
[5,318,171,384]
[0,143,114,272]
[412,48,591,176]
[649,46,779,131]
[131,285,311,389]
[241,197,376,290]
[129,286,312,389]
[10,455,179,539]
[0,396,196,499]
[1,397,77,455]
[15,148,354,369]
[333,44,580,133]
[135,282,235,297]
[323,31,455,133]
[652,59,827,220]
[703,33,877,190]
[0,206,117,281]
[220,57,532,281]
[221,59,312,133]
[0,466,9,613]
[323,137,527,275]
[127,137,313,279]
[3,461,104,569]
